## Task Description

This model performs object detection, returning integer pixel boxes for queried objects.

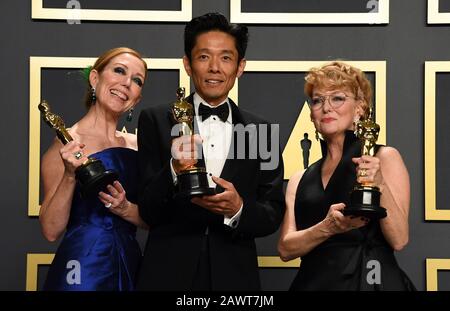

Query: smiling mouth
[321,118,336,123]
[205,79,223,85]
[110,89,128,101]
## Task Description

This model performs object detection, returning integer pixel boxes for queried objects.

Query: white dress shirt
[170,93,242,228]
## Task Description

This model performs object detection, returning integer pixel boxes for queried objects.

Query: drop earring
[353,117,360,135]
[91,87,96,104]
[126,108,134,122]
[315,129,320,141]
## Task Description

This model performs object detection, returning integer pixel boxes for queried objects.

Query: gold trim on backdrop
[26,253,54,291]
[229,61,386,180]
[426,258,450,291]
[230,0,389,24]
[258,256,300,268]
[28,57,190,217]
[31,0,192,22]
[427,0,450,24]
[424,62,450,220]
[25,254,293,291]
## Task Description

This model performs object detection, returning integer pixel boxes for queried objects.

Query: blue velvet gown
[43,148,142,291]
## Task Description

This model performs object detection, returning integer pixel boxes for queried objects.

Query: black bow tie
[198,103,229,122]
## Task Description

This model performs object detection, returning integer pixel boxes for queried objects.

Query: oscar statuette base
[175,168,216,199]
[75,158,119,198]
[344,186,387,219]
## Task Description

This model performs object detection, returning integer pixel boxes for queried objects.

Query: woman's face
[90,53,146,115]
[310,86,363,139]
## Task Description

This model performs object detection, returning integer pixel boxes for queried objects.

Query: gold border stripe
[26,253,54,291]
[427,0,450,24]
[230,0,389,24]
[424,62,450,220]
[32,0,192,22]
[426,258,450,291]
[258,256,300,268]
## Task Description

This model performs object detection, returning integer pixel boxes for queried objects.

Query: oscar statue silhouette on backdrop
[300,132,312,169]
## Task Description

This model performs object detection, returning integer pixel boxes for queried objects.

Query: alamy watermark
[366,0,379,13]
[366,259,381,285]
[171,122,280,171]
[66,0,81,24]
[66,259,81,285]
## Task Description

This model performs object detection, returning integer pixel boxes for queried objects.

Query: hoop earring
[126,108,134,122]
[91,87,96,104]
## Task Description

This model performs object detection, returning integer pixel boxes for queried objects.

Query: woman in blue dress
[39,47,148,290]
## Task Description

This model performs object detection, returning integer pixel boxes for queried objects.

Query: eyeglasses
[307,93,355,111]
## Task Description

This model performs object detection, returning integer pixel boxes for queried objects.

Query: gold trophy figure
[344,107,387,219]
[38,100,118,198]
[171,87,215,198]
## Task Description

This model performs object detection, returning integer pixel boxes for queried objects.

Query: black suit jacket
[136,95,284,290]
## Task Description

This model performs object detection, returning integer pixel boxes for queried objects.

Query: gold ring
[74,151,83,160]
[359,169,367,177]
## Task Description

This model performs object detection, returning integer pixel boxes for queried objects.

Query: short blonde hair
[304,61,372,118]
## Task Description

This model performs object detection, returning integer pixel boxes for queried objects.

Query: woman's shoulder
[376,145,402,161]
[117,131,137,150]
[41,137,64,166]
[286,169,306,194]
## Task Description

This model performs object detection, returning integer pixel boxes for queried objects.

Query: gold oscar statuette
[171,87,215,198]
[344,106,387,219]
[38,100,118,198]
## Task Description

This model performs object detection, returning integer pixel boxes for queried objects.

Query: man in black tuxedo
[136,12,284,290]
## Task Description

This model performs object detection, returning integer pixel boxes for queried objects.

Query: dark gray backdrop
[1,0,449,291]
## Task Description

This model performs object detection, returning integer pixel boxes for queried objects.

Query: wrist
[120,200,131,210]
[317,218,334,237]
[62,171,76,182]
[172,160,182,175]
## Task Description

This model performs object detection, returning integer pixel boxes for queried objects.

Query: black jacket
[136,95,284,290]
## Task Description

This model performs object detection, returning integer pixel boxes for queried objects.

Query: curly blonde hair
[304,61,372,118]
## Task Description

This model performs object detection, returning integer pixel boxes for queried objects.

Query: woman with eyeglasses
[278,61,415,290]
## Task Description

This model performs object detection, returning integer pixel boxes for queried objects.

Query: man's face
[183,31,246,106]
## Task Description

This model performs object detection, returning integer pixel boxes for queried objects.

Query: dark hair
[184,12,248,62]
[83,47,147,109]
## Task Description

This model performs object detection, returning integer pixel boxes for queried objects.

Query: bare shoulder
[286,170,306,194]
[117,131,138,150]
[41,138,64,172]
[290,170,305,184]
[377,146,403,163]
